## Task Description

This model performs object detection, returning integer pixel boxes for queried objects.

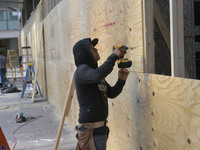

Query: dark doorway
[194,1,200,79]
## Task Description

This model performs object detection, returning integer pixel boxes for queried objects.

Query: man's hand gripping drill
[113,45,135,68]
[113,45,135,81]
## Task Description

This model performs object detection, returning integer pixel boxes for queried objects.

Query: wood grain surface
[19,0,200,150]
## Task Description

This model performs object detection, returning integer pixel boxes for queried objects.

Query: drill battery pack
[117,58,132,68]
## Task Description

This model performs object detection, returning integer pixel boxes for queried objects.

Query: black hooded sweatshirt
[73,38,125,125]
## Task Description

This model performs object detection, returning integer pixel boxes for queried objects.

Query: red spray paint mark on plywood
[93,22,116,32]
[104,22,115,27]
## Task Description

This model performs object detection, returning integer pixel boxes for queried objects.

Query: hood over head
[73,38,98,68]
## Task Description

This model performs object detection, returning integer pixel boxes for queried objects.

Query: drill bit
[113,45,136,50]
[125,46,136,50]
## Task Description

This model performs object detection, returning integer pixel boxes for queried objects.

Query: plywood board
[20,0,200,150]
[142,74,200,150]
[42,0,144,127]
[20,3,47,98]
[41,1,145,149]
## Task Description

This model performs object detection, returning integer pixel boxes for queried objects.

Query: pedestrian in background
[0,51,7,86]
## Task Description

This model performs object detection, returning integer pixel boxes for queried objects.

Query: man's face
[90,44,100,62]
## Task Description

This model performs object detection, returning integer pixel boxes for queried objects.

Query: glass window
[0,11,20,30]
[195,26,200,36]
[8,21,19,30]
[7,12,18,21]
[0,21,7,30]
[195,42,200,52]
[0,11,7,20]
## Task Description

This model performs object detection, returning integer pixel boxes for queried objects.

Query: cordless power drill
[113,45,135,68]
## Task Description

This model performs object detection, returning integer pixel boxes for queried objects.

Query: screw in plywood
[187,138,192,144]
[152,91,155,96]
[112,102,114,106]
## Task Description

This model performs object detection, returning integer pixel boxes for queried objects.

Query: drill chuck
[113,45,134,68]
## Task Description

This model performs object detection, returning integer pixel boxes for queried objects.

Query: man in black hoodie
[73,38,129,150]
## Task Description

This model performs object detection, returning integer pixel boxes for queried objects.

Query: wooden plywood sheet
[21,0,200,150]
[59,0,144,72]
[42,0,144,129]
[105,72,200,150]
[20,4,47,98]
[40,1,145,149]
[139,74,200,150]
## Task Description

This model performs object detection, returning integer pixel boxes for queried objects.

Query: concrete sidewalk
[0,79,77,150]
